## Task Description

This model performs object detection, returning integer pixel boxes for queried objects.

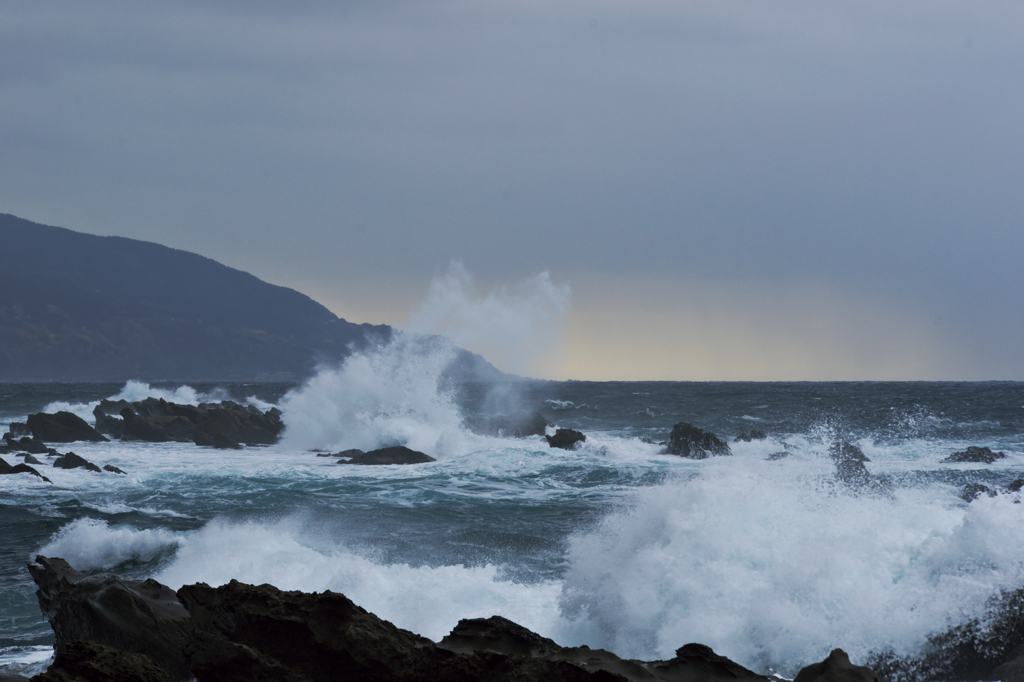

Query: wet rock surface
[91,398,283,449]
[26,412,107,443]
[336,446,436,465]
[51,453,101,473]
[943,446,1007,464]
[546,428,586,450]
[795,649,879,682]
[734,430,767,442]
[0,457,52,482]
[663,423,731,459]
[28,556,195,682]
[26,556,808,682]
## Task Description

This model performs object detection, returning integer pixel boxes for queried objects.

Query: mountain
[0,213,502,382]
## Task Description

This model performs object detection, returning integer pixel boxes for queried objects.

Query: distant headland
[0,213,500,383]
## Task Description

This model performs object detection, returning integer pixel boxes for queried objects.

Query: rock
[735,430,767,442]
[464,412,551,438]
[942,446,1007,464]
[767,451,789,461]
[795,649,878,682]
[193,431,242,450]
[52,452,102,473]
[26,412,108,443]
[0,456,52,482]
[18,453,43,465]
[30,639,171,682]
[95,399,131,416]
[103,464,126,474]
[7,421,31,437]
[29,558,771,682]
[869,586,1024,682]
[961,482,996,502]
[663,423,731,458]
[1009,479,1024,493]
[5,435,53,455]
[337,446,436,465]
[546,428,586,450]
[994,643,1024,682]
[829,443,872,485]
[177,579,440,682]
[92,406,124,439]
[0,673,30,682]
[27,556,195,682]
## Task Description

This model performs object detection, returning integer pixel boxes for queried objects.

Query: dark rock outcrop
[961,482,997,502]
[546,428,586,450]
[92,405,125,439]
[829,442,872,485]
[464,412,551,438]
[52,453,101,473]
[663,423,731,459]
[0,456,52,482]
[942,446,1007,464]
[735,430,767,442]
[795,649,878,682]
[103,464,126,474]
[28,557,778,682]
[26,412,107,443]
[27,556,196,682]
[18,453,43,465]
[106,398,283,448]
[30,640,171,682]
[7,421,31,437]
[870,586,1024,682]
[4,435,55,455]
[336,446,436,465]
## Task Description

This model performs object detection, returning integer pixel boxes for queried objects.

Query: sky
[1,0,1022,380]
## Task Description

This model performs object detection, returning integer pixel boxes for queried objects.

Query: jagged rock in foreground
[26,412,108,444]
[27,555,789,682]
[546,428,586,450]
[795,649,878,682]
[464,411,551,438]
[31,640,171,682]
[663,423,731,459]
[28,556,195,682]
[336,446,437,465]
[869,586,1024,682]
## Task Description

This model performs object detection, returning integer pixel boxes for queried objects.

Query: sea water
[2,349,1024,678]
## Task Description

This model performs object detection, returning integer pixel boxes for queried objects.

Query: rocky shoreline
[18,555,881,682]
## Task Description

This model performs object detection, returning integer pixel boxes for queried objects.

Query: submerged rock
[52,452,102,473]
[961,482,997,502]
[546,428,586,450]
[663,423,731,459]
[735,430,767,442]
[336,446,436,465]
[795,649,878,682]
[26,412,108,443]
[464,412,551,438]
[942,446,1007,464]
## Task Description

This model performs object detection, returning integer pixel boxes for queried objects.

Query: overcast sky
[2,1,1022,380]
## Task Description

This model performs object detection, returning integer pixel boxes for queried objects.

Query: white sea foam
[559,454,1024,673]
[42,380,228,424]
[37,518,183,571]
[278,333,467,456]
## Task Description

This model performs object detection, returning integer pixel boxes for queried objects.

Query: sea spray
[558,453,1024,673]
[277,333,466,455]
[406,261,570,379]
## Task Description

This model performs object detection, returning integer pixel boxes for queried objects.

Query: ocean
[2,342,1024,678]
